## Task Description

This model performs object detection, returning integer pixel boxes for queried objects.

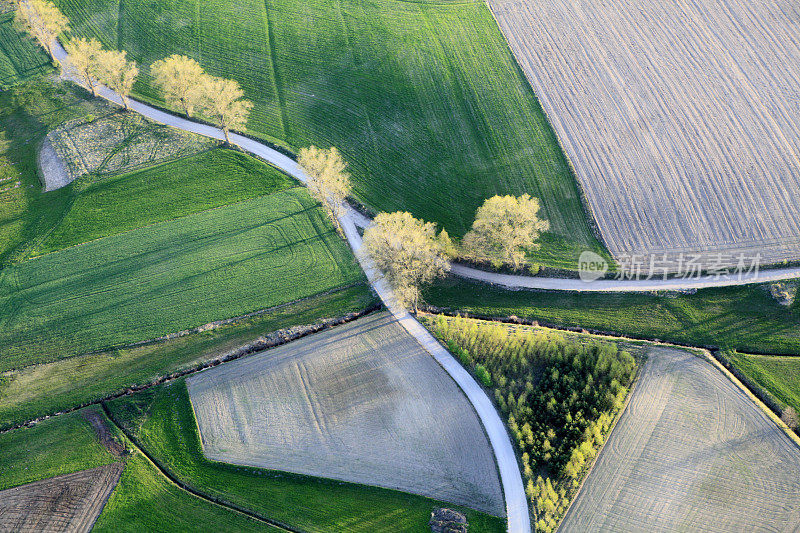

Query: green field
[105,379,506,532]
[727,352,800,415]
[0,11,53,89]
[0,408,120,491]
[0,188,364,370]
[0,285,377,429]
[53,0,605,268]
[425,278,800,354]
[0,81,92,266]
[35,148,296,254]
[0,407,280,532]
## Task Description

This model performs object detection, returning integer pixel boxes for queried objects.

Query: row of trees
[296,146,550,308]
[429,315,637,533]
[14,0,252,143]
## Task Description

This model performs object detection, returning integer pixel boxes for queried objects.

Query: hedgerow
[427,315,637,532]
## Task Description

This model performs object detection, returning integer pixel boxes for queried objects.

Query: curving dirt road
[51,41,532,532]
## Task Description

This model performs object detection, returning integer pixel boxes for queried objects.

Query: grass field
[0,285,377,430]
[53,0,606,268]
[491,0,800,269]
[0,406,280,532]
[727,352,800,415]
[93,453,281,533]
[0,11,53,89]
[0,188,364,371]
[0,80,94,266]
[35,149,296,254]
[0,409,121,491]
[425,277,800,354]
[560,346,800,531]
[106,378,507,532]
[187,311,503,515]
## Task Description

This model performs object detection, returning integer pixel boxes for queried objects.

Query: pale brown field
[560,347,800,531]
[489,0,800,268]
[0,463,123,533]
[187,311,504,516]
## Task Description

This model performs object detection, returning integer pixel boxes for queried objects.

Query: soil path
[49,40,800,294]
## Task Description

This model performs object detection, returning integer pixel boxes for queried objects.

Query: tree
[462,194,550,270]
[297,146,351,234]
[14,0,69,59]
[97,49,138,110]
[782,406,799,430]
[361,211,449,311]
[150,55,205,117]
[64,37,103,96]
[197,76,253,144]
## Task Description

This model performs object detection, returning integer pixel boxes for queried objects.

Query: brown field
[559,347,800,531]
[489,0,800,268]
[0,463,123,533]
[187,311,504,516]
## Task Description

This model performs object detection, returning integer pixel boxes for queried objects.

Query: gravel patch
[38,138,72,192]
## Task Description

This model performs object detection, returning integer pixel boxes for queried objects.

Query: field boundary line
[420,308,800,444]
[555,352,645,531]
[701,350,800,450]
[100,404,302,532]
[2,281,367,373]
[0,300,381,434]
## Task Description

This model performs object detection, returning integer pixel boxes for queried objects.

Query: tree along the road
[462,194,549,270]
[362,211,449,311]
[150,55,206,117]
[298,146,351,235]
[64,37,103,96]
[97,50,138,110]
[13,0,69,59]
[197,76,253,144]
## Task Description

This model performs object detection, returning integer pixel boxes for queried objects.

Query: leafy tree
[14,0,68,58]
[97,49,138,110]
[150,55,205,117]
[462,194,549,270]
[64,37,103,96]
[198,76,253,144]
[298,146,351,234]
[361,212,449,311]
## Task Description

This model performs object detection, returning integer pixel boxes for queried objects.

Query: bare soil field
[187,311,504,516]
[0,463,123,532]
[489,0,800,268]
[559,346,800,532]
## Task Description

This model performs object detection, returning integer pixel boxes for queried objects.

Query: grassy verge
[726,352,800,415]
[424,277,800,354]
[0,188,365,370]
[55,0,606,268]
[93,453,281,533]
[35,148,296,254]
[104,378,506,533]
[0,284,377,429]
